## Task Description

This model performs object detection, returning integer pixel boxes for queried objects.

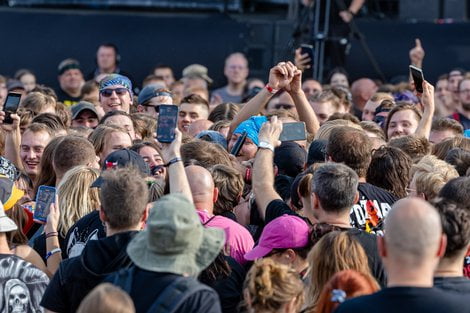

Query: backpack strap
[112,266,135,294]
[146,277,212,313]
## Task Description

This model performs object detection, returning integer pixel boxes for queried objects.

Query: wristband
[46,232,58,238]
[265,84,278,95]
[164,157,182,167]
[46,248,61,260]
[258,141,275,152]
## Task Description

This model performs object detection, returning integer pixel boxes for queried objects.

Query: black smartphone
[156,105,179,143]
[409,65,424,94]
[33,185,56,224]
[230,131,247,156]
[2,92,21,124]
[279,122,307,142]
[300,44,314,78]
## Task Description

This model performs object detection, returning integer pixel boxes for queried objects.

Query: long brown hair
[306,231,376,311]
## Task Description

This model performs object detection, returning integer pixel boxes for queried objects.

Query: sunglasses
[100,88,129,97]
[274,104,294,110]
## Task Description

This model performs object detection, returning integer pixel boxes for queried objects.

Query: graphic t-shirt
[63,210,106,259]
[0,254,49,313]
[351,183,398,234]
[56,88,81,107]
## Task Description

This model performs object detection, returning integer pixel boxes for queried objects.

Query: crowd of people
[0,36,468,313]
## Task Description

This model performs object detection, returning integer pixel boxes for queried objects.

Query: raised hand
[258,116,283,148]
[409,38,425,67]
[268,61,296,91]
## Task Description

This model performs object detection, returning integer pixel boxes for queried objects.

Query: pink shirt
[198,210,254,265]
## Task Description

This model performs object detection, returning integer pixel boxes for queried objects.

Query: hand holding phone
[2,93,21,124]
[409,65,424,94]
[300,44,314,78]
[34,186,56,224]
[156,105,178,143]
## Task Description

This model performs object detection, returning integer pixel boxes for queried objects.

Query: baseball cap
[0,175,24,212]
[58,58,81,75]
[195,130,227,149]
[244,214,310,261]
[137,83,170,106]
[70,101,99,120]
[274,142,307,178]
[7,80,25,92]
[182,64,213,84]
[91,149,150,187]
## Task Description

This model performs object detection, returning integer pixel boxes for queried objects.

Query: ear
[326,155,333,162]
[312,192,319,210]
[377,236,387,258]
[141,203,151,225]
[353,191,359,204]
[99,206,107,223]
[437,233,447,258]
[285,248,296,262]
[137,105,144,113]
[213,187,219,204]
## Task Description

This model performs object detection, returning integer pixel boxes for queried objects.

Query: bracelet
[265,84,278,95]
[45,232,58,238]
[45,248,61,260]
[164,157,182,167]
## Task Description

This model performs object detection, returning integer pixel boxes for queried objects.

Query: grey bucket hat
[126,193,225,276]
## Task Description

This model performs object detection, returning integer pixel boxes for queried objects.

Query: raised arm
[252,116,283,220]
[229,61,296,136]
[415,81,435,139]
[409,38,425,69]
[0,112,23,170]
[159,129,193,203]
[287,67,320,135]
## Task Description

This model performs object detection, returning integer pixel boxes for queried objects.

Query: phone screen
[279,122,307,142]
[3,93,21,124]
[157,105,179,143]
[33,186,56,224]
[409,65,424,93]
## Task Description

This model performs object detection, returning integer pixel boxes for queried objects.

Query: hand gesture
[294,48,311,72]
[0,111,20,133]
[158,128,182,162]
[409,38,425,67]
[45,196,60,234]
[418,80,435,111]
[258,116,283,148]
[339,10,353,23]
[268,62,296,91]
[288,68,303,95]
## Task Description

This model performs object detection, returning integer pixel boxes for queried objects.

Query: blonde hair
[410,155,459,201]
[314,120,362,141]
[57,166,100,237]
[77,283,135,313]
[244,258,304,313]
[306,231,377,311]
[88,124,130,155]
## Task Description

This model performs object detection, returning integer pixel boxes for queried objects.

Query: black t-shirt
[265,199,386,287]
[56,88,81,107]
[352,183,398,234]
[434,276,470,294]
[106,268,222,313]
[63,210,106,259]
[335,287,470,313]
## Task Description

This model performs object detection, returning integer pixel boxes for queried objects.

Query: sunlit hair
[315,270,379,313]
[57,166,100,237]
[77,283,135,313]
[306,231,376,312]
[244,258,304,313]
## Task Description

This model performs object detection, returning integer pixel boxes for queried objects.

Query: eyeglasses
[274,104,294,110]
[100,88,128,97]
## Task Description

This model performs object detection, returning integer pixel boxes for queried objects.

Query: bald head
[351,78,377,111]
[185,165,216,211]
[188,119,213,137]
[384,197,442,266]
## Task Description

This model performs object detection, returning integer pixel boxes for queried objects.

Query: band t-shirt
[352,183,398,234]
[0,254,49,313]
[335,287,469,313]
[56,88,81,107]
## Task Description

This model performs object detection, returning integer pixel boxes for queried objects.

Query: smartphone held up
[2,92,21,124]
[33,185,56,224]
[409,65,424,94]
[156,105,179,143]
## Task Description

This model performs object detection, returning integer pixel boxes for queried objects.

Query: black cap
[91,149,150,187]
[307,139,327,167]
[70,101,98,120]
[274,142,307,178]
